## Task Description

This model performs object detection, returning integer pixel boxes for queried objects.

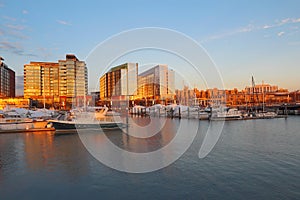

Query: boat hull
[49,120,125,130]
[0,120,48,130]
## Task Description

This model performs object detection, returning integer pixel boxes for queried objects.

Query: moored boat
[210,108,242,121]
[48,119,124,130]
[48,108,125,131]
[0,117,49,131]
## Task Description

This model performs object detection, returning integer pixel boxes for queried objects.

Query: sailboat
[248,77,277,119]
[256,81,277,118]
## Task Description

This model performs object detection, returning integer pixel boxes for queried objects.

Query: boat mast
[262,80,265,112]
[251,76,255,111]
[43,72,46,109]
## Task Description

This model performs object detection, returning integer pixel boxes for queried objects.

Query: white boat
[0,117,48,131]
[130,105,146,115]
[49,107,124,130]
[255,111,277,119]
[148,104,165,116]
[211,108,242,120]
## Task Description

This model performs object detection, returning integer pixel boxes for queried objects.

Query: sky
[1,0,300,94]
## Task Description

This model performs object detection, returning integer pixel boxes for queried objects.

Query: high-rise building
[138,64,175,103]
[58,54,88,108]
[24,61,59,105]
[100,63,138,103]
[24,54,87,109]
[0,57,15,97]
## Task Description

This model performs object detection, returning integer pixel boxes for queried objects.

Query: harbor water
[0,116,299,199]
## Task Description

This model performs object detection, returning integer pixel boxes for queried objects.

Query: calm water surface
[0,116,299,199]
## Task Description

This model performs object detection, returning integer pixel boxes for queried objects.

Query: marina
[0,116,299,199]
[0,104,295,135]
[128,104,291,120]
[1,1,300,199]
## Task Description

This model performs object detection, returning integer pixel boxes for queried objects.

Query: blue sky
[1,0,300,93]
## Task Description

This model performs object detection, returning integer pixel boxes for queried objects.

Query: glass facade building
[24,62,59,106]
[0,57,15,97]
[59,54,88,108]
[100,63,138,103]
[24,55,87,109]
[138,64,175,102]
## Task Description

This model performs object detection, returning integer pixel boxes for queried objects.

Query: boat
[0,108,50,132]
[255,111,277,119]
[48,107,125,131]
[130,105,147,115]
[210,108,242,121]
[0,117,50,132]
[48,119,124,130]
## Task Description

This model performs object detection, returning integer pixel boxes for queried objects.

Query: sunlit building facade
[175,86,197,106]
[24,54,87,109]
[0,57,15,97]
[0,97,30,110]
[58,54,88,108]
[24,61,59,106]
[138,64,175,104]
[176,84,293,107]
[245,84,278,94]
[100,63,138,106]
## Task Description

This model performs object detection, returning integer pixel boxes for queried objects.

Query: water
[0,117,299,199]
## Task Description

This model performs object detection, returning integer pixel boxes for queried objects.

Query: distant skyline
[0,0,300,92]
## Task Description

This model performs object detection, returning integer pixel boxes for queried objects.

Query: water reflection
[24,132,54,171]
[0,131,92,185]
[78,117,200,173]
[0,134,25,183]
[0,117,299,199]
[106,118,179,153]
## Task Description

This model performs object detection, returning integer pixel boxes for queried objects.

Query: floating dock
[0,127,55,134]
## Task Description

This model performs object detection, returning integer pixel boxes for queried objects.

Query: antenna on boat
[43,73,46,109]
[262,80,265,112]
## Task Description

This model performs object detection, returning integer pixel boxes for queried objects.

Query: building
[0,57,15,97]
[0,97,30,110]
[100,63,138,107]
[137,64,175,105]
[245,83,278,94]
[90,91,100,106]
[58,54,88,108]
[24,61,59,106]
[290,90,300,103]
[24,54,88,109]
[175,86,196,106]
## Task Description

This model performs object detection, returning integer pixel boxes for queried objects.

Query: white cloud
[264,17,300,30]
[202,17,300,43]
[22,10,28,14]
[0,41,37,57]
[277,31,285,37]
[201,24,257,42]
[263,25,272,29]
[5,24,26,31]
[280,18,290,24]
[57,20,71,26]
[3,16,17,21]
[293,18,300,23]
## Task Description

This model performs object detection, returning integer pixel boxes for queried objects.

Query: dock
[0,127,55,134]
